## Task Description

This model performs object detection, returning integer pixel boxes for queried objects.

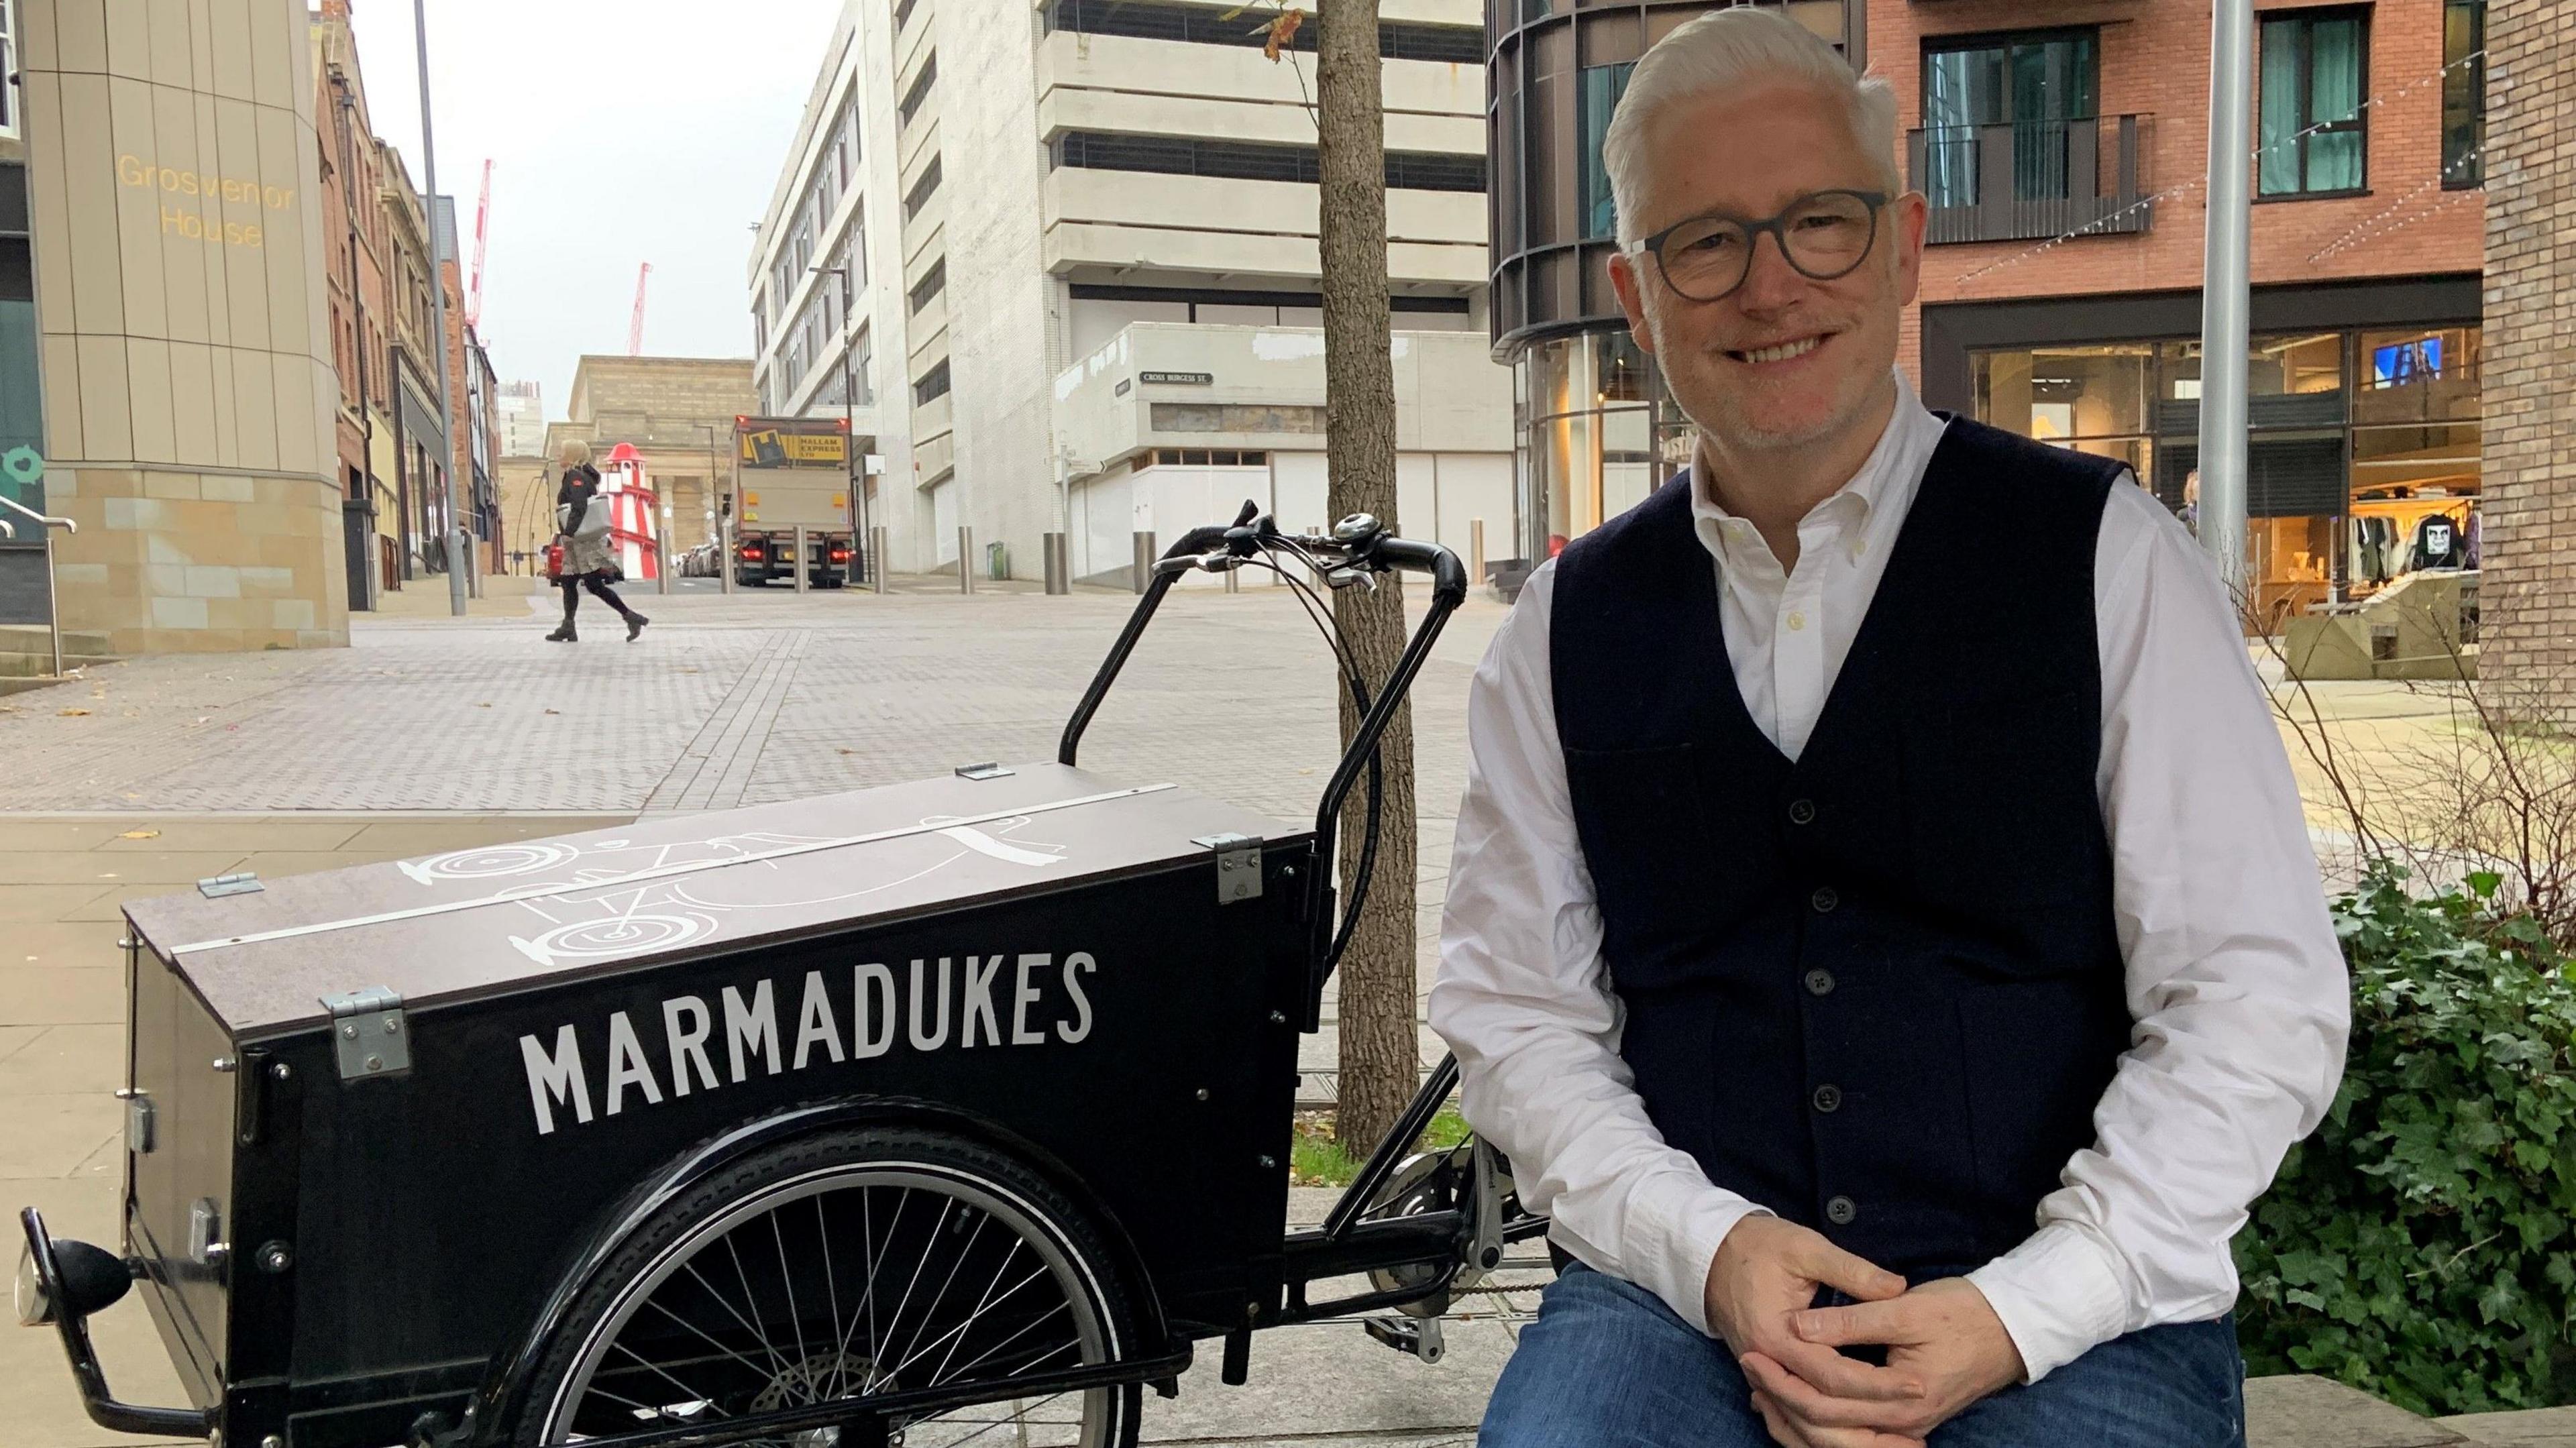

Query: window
[1051,131,1485,193]
[909,259,945,315]
[895,0,921,31]
[905,158,943,219]
[1043,0,1481,65]
[1921,30,2100,208]
[2259,9,2367,197]
[900,57,938,128]
[2443,0,2485,188]
[1577,63,1633,239]
[0,0,17,138]
[853,327,874,405]
[914,359,951,406]
[843,209,866,291]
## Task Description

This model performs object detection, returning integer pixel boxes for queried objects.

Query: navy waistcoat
[1548,416,2131,1277]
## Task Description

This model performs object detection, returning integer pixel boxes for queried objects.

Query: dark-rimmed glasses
[1635,189,1889,302]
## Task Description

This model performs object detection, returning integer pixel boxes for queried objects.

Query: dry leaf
[119,829,159,840]
[543,708,561,715]
[1261,7,1304,60]
[477,702,493,708]
[58,707,89,716]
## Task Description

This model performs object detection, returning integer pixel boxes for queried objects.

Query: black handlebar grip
[1160,525,1236,561]
[1371,537,1469,607]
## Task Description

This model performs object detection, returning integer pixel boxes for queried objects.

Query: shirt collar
[1686,369,1945,545]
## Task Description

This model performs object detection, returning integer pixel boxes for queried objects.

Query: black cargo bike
[16,508,1549,1448]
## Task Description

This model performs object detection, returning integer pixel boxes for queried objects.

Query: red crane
[627,262,652,357]
[464,159,492,329]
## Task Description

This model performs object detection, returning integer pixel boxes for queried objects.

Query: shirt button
[1786,610,1807,631]
[1787,798,1816,826]
[1825,1195,1858,1226]
[1803,968,1835,997]
[1811,886,1839,914]
[1812,1084,1843,1113]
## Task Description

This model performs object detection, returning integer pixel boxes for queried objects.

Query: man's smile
[1723,331,1833,368]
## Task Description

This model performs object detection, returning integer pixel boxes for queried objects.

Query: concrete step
[0,624,113,657]
[0,675,74,697]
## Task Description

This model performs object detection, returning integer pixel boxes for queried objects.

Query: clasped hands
[1703,1216,2026,1448]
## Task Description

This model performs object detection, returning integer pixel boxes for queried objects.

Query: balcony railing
[1907,115,2152,246]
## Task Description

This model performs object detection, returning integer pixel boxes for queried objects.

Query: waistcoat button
[1825,1195,1858,1225]
[1812,1083,1843,1113]
[1811,886,1840,913]
[1803,968,1835,997]
[1787,799,1817,826]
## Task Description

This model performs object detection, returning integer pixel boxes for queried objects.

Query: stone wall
[17,0,350,654]
[2477,0,2575,722]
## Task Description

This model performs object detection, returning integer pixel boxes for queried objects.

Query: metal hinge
[954,762,1014,781]
[320,986,411,1082]
[198,871,263,898]
[1191,832,1264,905]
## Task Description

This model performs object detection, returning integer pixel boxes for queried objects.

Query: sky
[347,0,845,429]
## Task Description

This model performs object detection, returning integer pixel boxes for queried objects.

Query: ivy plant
[2236,863,2576,1414]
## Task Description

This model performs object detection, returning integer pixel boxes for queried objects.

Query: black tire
[514,1126,1143,1447]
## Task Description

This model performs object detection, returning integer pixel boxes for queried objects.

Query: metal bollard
[1043,532,1069,595]
[1132,531,1156,595]
[1470,518,1486,590]
[794,526,809,595]
[1223,561,1240,594]
[959,527,974,594]
[871,526,889,595]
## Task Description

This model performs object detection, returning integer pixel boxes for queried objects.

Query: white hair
[1603,6,1900,249]
[557,437,592,468]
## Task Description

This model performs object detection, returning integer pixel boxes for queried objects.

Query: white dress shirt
[1428,373,2351,1383]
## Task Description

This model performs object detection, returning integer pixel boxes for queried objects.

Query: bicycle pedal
[1362,1313,1445,1364]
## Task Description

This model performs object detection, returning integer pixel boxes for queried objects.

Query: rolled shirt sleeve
[1967,482,2353,1381]
[1428,562,1768,1335]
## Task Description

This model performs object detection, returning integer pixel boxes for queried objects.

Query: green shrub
[2235,863,2576,1414]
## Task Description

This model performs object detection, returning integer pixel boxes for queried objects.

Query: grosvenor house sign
[116,152,294,249]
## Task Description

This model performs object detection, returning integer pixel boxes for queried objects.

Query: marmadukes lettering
[517,948,1099,1135]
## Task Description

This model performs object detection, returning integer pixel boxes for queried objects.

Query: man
[1429,9,2349,1447]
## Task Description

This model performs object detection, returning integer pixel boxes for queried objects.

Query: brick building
[313,0,401,609]
[1488,0,2496,626]
[2475,0,2573,720]
[1890,0,2488,626]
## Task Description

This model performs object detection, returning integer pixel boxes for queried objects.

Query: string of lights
[2306,141,2486,263]
[1946,47,2487,290]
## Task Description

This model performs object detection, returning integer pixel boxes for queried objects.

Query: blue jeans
[1481,1264,2245,1447]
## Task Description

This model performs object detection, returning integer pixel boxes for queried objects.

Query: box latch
[320,986,412,1082]
[1191,832,1264,905]
[197,871,262,898]
[955,762,1014,781]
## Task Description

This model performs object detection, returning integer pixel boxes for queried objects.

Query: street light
[689,421,727,594]
[810,262,869,588]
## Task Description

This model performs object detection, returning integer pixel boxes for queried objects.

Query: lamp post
[2198,0,2253,602]
[409,0,468,618]
[811,262,869,588]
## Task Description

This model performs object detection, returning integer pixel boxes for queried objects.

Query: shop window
[1578,63,1635,239]
[2355,327,2478,425]
[2443,1,2485,189]
[1922,30,2100,209]
[2259,9,2367,197]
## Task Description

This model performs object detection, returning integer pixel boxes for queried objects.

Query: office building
[751,0,1517,587]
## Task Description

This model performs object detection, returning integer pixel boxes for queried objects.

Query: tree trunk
[1315,0,1416,1158]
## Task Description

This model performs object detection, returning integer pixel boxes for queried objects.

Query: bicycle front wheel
[517,1127,1142,1447]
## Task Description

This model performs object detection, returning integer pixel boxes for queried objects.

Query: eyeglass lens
[1657,192,1878,300]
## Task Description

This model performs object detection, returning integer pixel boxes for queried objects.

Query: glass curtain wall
[1518,331,1676,564]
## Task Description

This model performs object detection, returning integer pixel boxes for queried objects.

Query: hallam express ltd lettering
[515,950,1099,1135]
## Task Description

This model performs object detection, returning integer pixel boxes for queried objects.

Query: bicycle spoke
[879,1207,993,1390]
[867,1193,956,1391]
[681,1258,794,1380]
[604,1335,736,1421]
[640,1292,784,1387]
[722,1232,794,1378]
[924,1235,1029,1388]
[816,1194,852,1400]
[768,1207,814,1392]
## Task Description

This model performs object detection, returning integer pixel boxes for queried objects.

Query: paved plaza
[2,584,2565,1447]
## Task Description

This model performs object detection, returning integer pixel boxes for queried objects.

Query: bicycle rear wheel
[517,1127,1142,1447]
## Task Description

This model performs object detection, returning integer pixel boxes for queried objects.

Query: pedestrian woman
[547,439,649,643]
